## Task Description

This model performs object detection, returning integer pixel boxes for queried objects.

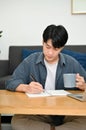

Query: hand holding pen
[30,74,52,95]
[29,74,44,94]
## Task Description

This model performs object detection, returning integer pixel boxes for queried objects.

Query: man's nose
[48,50,53,55]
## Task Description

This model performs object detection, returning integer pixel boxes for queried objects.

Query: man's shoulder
[61,53,79,63]
[24,52,43,62]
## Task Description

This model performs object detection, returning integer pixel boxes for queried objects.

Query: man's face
[43,39,63,64]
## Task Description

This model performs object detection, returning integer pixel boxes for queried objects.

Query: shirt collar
[36,52,45,65]
[59,53,66,66]
[36,52,65,66]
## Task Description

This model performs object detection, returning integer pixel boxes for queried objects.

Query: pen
[30,74,37,82]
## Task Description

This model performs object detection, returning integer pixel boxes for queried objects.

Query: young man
[6,25,86,130]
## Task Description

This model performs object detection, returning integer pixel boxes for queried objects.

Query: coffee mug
[63,73,76,88]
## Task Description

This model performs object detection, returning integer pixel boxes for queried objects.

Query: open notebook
[26,90,70,97]
[67,91,86,102]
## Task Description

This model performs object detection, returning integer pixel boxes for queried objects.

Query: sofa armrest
[0,60,9,77]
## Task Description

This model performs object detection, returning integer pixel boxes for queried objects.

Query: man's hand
[76,73,86,90]
[16,81,44,93]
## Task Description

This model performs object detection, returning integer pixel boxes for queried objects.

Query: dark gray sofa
[0,45,86,90]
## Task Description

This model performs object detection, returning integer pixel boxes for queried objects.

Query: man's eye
[46,46,50,49]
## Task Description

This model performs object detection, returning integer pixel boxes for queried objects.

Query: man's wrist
[16,84,28,92]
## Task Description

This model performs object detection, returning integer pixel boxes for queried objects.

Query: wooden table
[0,90,86,116]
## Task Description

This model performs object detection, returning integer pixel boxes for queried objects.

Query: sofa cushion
[22,49,42,60]
[62,49,86,71]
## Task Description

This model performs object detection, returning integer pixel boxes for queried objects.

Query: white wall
[0,0,86,59]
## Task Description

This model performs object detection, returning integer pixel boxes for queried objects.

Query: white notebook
[26,90,70,97]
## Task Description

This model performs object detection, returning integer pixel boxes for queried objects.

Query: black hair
[43,24,68,48]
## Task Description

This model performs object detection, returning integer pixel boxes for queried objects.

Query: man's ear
[61,46,64,51]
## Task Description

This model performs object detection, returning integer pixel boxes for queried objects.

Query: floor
[1,123,12,130]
